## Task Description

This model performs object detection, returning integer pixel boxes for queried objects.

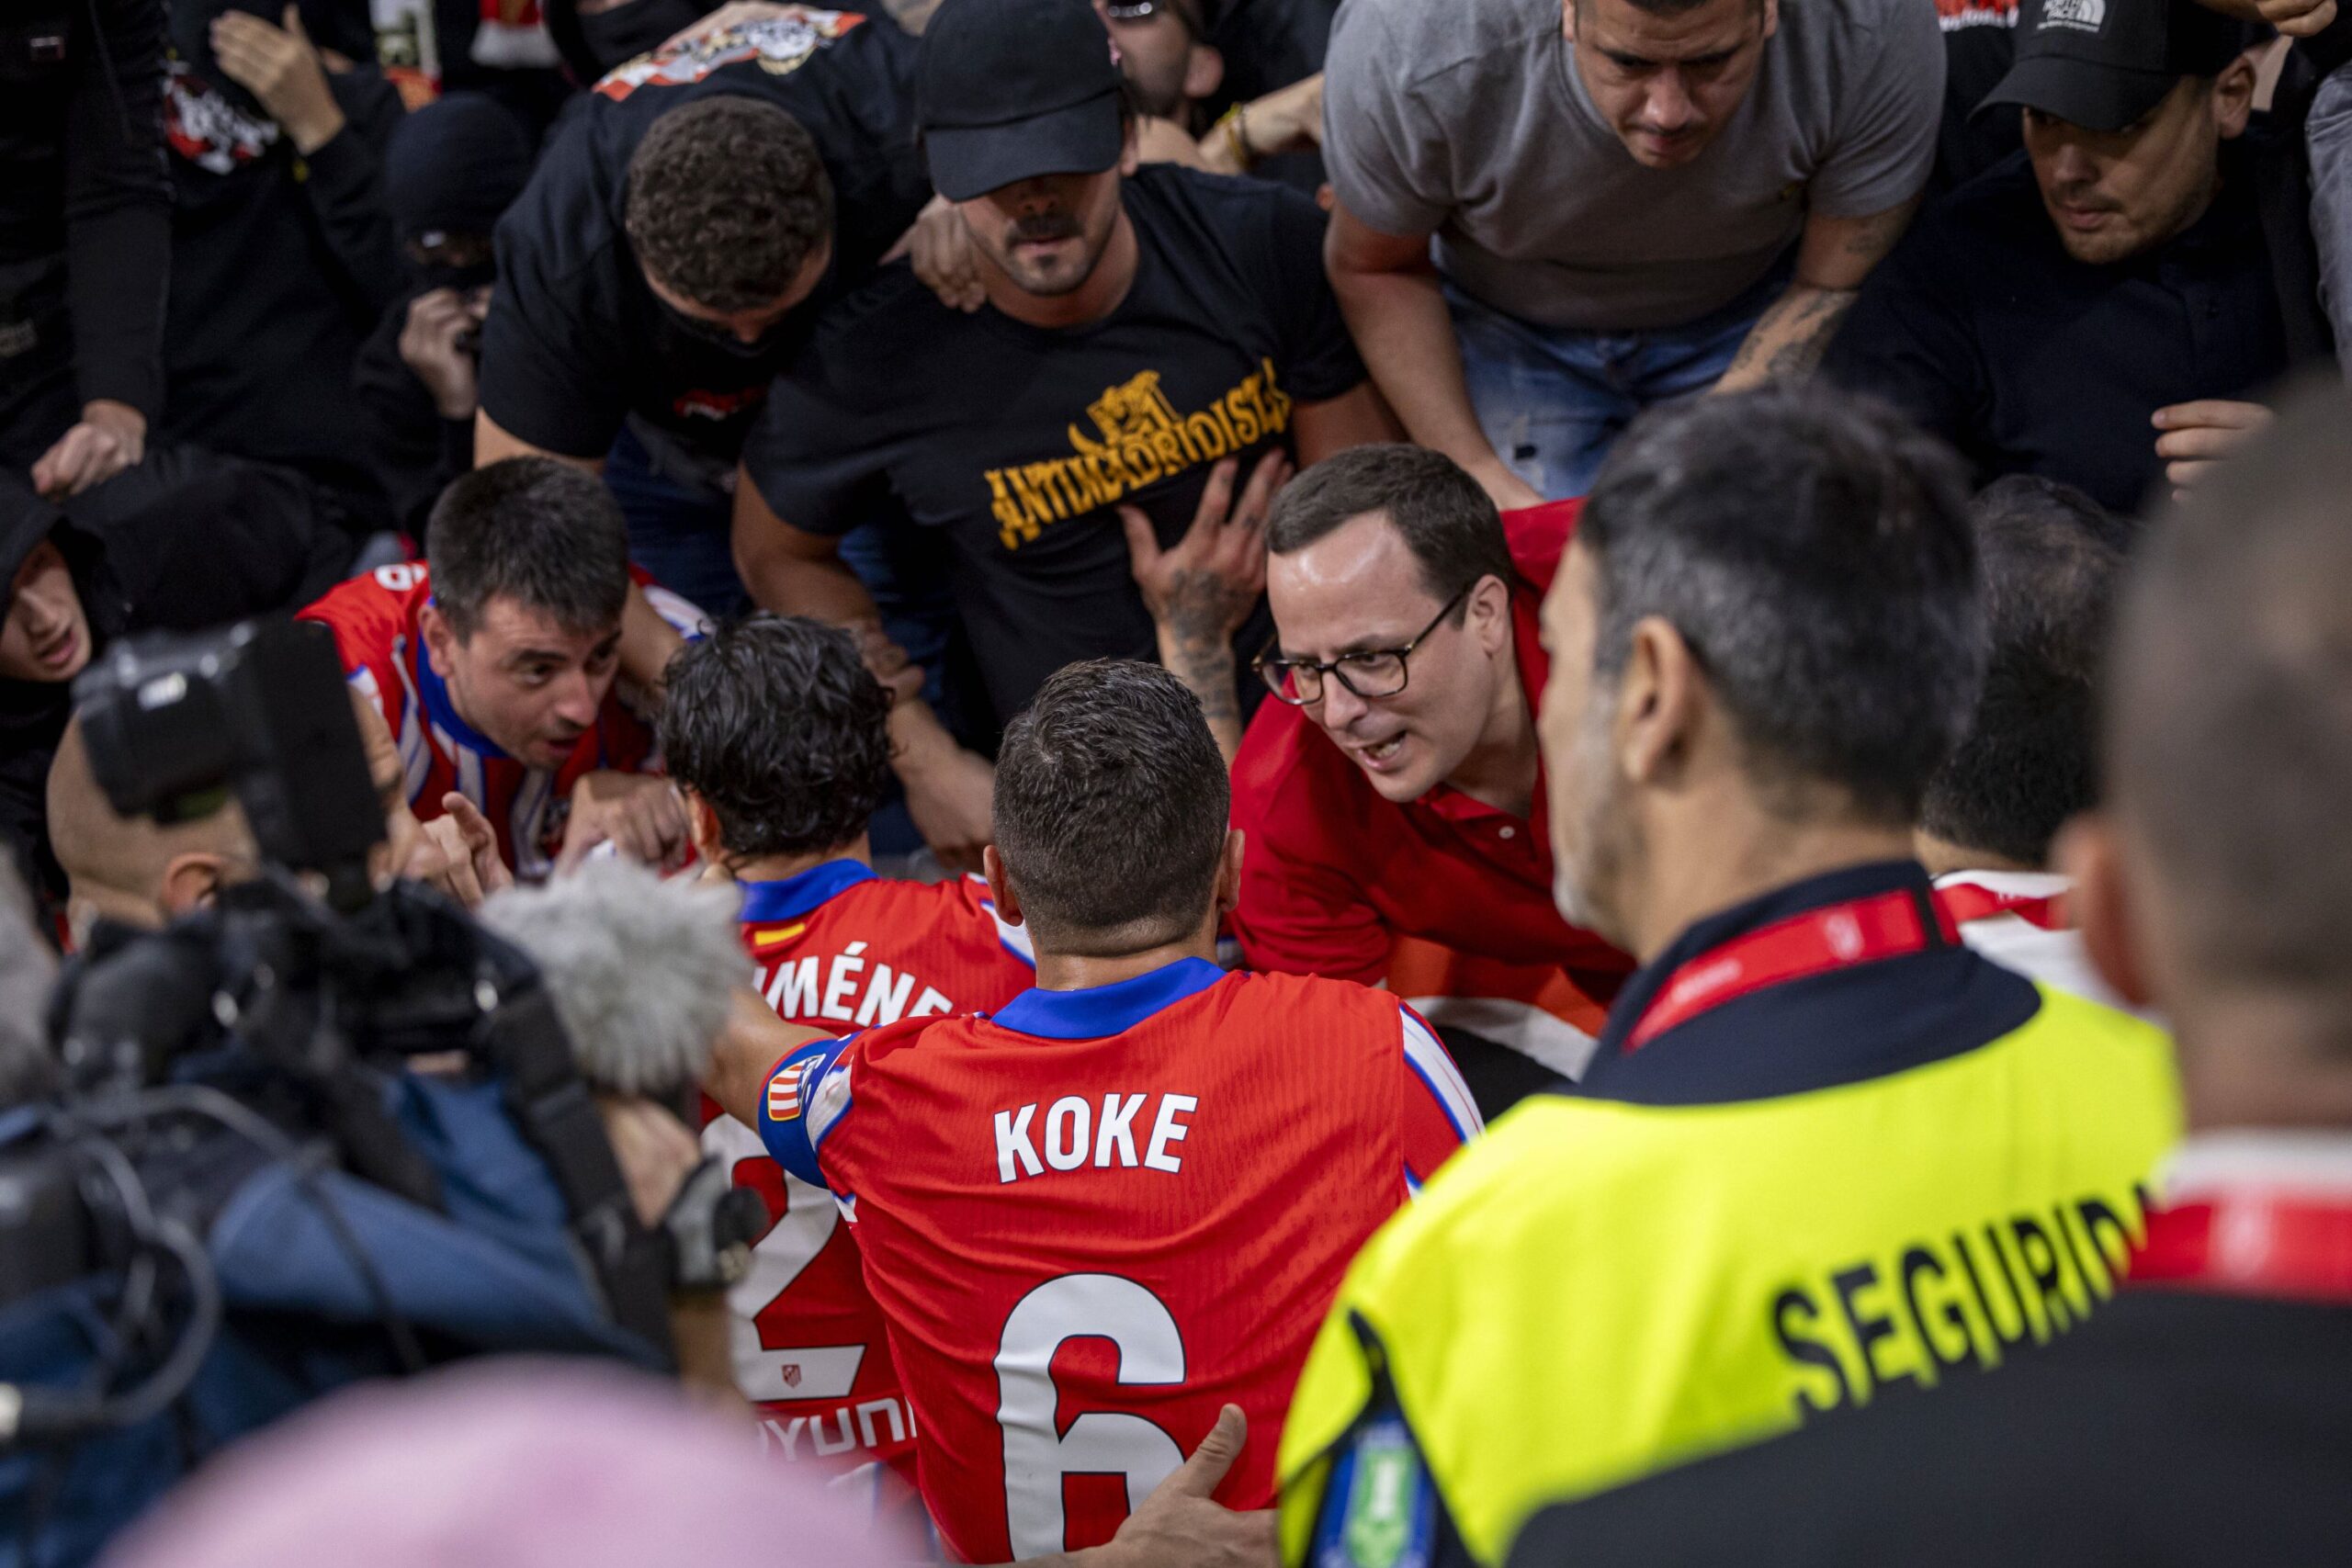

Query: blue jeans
[604,421,750,617]
[1450,262,1792,499]
[2309,63,2352,380]
[603,422,950,856]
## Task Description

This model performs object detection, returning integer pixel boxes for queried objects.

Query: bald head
[2104,381,2352,1020]
[47,715,258,943]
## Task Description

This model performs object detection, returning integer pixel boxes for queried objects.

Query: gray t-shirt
[1323,0,1944,331]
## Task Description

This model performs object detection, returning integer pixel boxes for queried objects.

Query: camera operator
[478,859,763,1403]
[4,615,771,1567]
[45,693,509,949]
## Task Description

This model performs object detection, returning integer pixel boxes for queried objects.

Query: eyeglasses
[1254,587,1471,706]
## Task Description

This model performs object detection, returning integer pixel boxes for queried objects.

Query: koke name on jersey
[992,1093,1199,1184]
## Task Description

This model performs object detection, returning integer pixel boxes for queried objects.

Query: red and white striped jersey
[759,959,1479,1562]
[1934,869,2127,1010]
[298,561,704,878]
[700,859,1035,1471]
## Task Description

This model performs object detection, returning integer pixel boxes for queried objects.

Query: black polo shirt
[742,164,1365,728]
[479,13,927,469]
[1826,137,2300,515]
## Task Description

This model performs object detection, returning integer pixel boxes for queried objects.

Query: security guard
[1276,387,2181,1568]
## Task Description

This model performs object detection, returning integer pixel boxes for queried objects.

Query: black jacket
[351,287,474,543]
[159,52,405,529]
[0,0,171,460]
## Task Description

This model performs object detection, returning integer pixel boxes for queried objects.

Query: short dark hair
[1920,477,2132,866]
[1266,445,1517,615]
[425,457,631,640]
[624,96,834,312]
[993,660,1229,955]
[2109,379,2352,1000]
[1579,386,1984,827]
[658,614,893,861]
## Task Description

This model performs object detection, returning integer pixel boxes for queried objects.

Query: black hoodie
[0,448,351,909]
[158,0,407,532]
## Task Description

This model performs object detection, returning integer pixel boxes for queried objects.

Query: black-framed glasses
[1253,586,1471,705]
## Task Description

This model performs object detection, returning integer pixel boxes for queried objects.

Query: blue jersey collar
[738,860,878,924]
[989,956,1227,1040]
[413,602,506,760]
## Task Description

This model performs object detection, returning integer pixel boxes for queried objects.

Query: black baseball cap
[1976,0,2258,132]
[918,0,1126,202]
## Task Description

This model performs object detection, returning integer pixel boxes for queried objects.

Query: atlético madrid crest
[595,7,865,101]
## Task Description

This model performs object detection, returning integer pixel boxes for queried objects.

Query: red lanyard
[1936,881,2072,932]
[1624,887,1956,1052]
[2131,1190,2352,1305]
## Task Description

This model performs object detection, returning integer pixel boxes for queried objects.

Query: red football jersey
[702,860,1035,1470]
[1229,501,1629,1074]
[299,561,705,877]
[758,958,1480,1562]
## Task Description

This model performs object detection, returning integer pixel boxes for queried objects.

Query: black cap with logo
[918,0,1126,202]
[1975,0,2258,133]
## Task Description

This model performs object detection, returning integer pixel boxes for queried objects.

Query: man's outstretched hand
[404,794,514,908]
[1069,1404,1278,1568]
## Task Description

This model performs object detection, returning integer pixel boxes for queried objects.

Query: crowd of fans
[4,0,2351,1561]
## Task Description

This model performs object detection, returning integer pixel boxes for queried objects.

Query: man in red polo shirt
[1235,444,1628,1111]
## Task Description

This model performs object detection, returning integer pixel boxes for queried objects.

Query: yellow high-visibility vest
[1278,982,2181,1566]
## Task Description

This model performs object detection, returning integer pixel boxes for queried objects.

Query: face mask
[650,296,791,365]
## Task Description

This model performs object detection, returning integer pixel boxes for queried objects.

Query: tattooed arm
[1713,199,1921,393]
[1123,450,1295,763]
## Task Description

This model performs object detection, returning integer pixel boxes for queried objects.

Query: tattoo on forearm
[1718,286,1860,389]
[1159,569,1256,650]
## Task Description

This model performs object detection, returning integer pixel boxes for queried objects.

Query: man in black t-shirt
[735,0,1392,848]
[476,8,930,613]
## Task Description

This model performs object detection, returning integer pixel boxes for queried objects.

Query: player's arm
[1397,1004,1482,1188]
[703,989,831,1134]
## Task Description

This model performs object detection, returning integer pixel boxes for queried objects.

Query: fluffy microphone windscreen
[479,861,750,1097]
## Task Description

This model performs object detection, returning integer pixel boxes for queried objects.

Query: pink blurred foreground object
[100,1359,914,1568]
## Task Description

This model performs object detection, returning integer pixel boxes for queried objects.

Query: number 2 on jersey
[710,1118,865,1403]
